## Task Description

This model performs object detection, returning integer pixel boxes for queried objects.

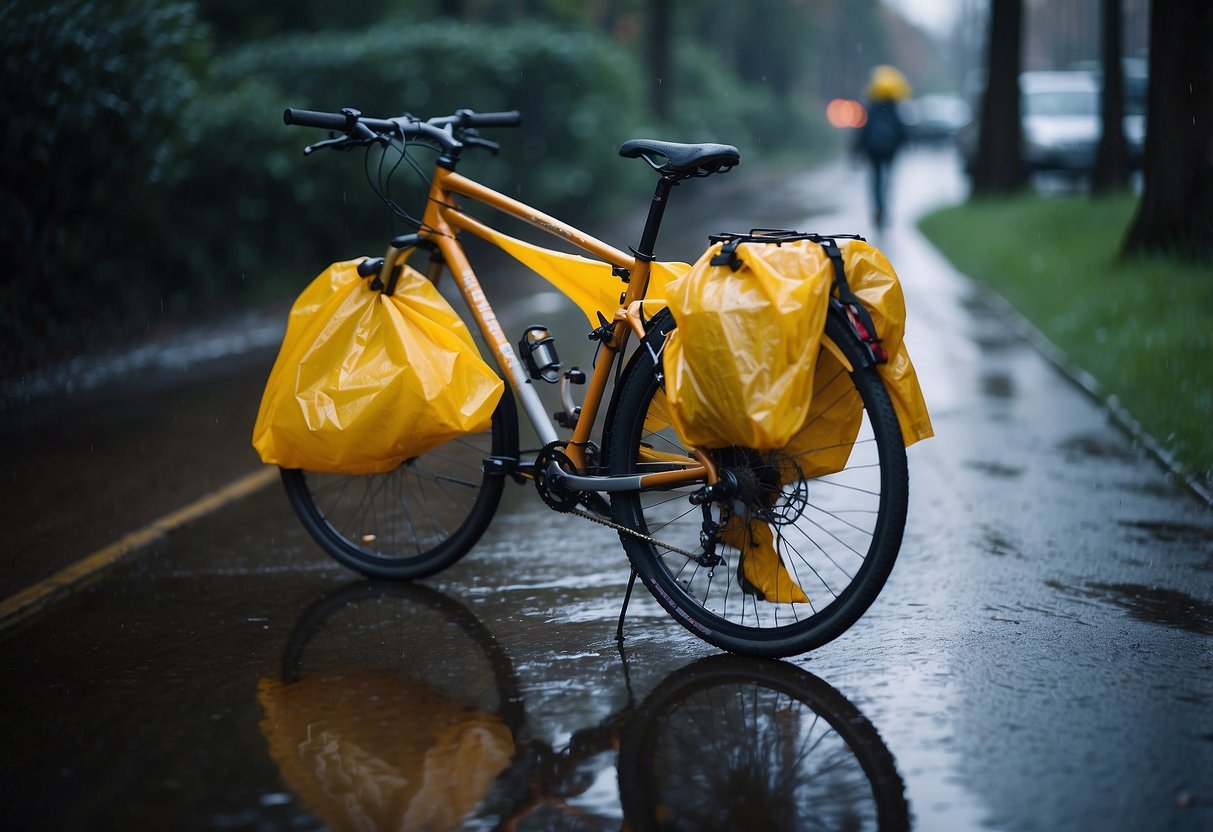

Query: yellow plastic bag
[477,220,690,326]
[661,236,932,455]
[252,258,504,474]
[719,515,809,603]
[658,234,931,606]
[258,670,514,832]
[661,239,835,450]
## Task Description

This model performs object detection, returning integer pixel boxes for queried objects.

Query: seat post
[635,175,679,261]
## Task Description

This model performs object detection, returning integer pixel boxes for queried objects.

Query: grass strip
[919,192,1212,492]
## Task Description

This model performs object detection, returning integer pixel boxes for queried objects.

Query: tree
[648,0,672,120]
[971,0,1027,195]
[1123,0,1213,261]
[1091,0,1129,193]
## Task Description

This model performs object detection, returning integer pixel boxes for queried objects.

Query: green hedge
[212,19,651,211]
[1,0,209,371]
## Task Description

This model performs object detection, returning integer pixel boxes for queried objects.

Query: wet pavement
[1,146,1212,830]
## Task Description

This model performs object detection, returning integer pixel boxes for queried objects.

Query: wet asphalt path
[1,147,1211,830]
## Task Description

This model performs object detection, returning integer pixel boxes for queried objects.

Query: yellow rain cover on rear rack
[830,239,934,448]
[252,258,503,474]
[662,235,932,454]
[660,234,931,607]
[662,239,834,450]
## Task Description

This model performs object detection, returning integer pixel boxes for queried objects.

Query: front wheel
[281,389,518,580]
[607,308,908,658]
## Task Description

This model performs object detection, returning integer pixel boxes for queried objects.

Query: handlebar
[452,108,523,128]
[283,106,522,156]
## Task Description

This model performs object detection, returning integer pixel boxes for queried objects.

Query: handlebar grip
[283,108,351,130]
[465,110,522,128]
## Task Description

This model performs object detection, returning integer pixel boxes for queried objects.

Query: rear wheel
[281,390,518,579]
[618,655,909,830]
[607,309,908,657]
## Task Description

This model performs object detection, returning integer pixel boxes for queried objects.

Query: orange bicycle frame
[372,164,709,488]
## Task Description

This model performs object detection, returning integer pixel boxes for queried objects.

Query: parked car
[955,70,1146,178]
[904,93,971,144]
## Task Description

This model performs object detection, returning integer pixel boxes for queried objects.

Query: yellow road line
[0,466,279,631]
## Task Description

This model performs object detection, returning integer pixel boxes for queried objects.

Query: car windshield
[1024,90,1098,118]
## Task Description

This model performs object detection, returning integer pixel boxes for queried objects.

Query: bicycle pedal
[554,409,581,429]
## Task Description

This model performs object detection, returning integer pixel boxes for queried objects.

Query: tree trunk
[971,0,1028,195]
[1123,0,1213,261]
[649,0,672,120]
[1091,0,1129,193]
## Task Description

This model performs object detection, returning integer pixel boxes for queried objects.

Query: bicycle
[274,105,911,659]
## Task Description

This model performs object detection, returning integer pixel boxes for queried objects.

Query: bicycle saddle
[619,139,740,177]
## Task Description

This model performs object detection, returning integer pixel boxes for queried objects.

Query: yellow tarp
[661,237,932,454]
[662,240,835,450]
[258,671,514,832]
[476,222,689,325]
[252,258,504,474]
[720,515,809,604]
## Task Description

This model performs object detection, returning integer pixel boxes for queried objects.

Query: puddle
[1048,580,1213,636]
[1055,434,1137,463]
[964,460,1024,479]
[980,524,1020,558]
[979,371,1016,399]
[1116,520,1213,545]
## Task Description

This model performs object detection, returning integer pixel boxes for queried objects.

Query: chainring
[533,442,583,512]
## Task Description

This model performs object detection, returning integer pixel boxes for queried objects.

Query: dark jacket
[857,100,907,161]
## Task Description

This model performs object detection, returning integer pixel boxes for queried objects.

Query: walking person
[856,65,910,227]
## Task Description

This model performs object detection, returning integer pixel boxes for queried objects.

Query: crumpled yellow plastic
[258,670,514,832]
[657,237,932,602]
[476,222,689,325]
[719,514,809,604]
[252,259,504,474]
[661,237,932,456]
[839,240,934,446]
[661,239,835,450]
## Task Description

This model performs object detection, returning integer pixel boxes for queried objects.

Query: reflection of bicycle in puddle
[258,582,909,830]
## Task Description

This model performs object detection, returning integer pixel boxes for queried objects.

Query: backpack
[862,102,904,159]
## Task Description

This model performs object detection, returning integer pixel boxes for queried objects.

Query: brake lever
[303,133,384,156]
[462,135,501,155]
[303,135,350,156]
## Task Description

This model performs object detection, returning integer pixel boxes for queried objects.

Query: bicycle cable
[364,138,432,232]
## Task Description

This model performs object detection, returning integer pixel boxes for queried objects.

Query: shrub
[0,0,208,371]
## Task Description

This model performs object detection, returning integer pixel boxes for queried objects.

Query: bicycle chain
[566,504,703,561]
[531,438,702,561]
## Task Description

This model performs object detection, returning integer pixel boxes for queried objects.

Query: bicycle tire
[279,580,524,730]
[617,655,908,831]
[265,581,526,830]
[281,388,519,580]
[606,308,908,658]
